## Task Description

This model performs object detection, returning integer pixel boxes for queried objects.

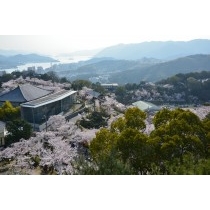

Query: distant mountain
[46,53,210,84]
[9,54,58,63]
[109,54,210,84]
[51,57,161,81]
[95,39,210,60]
[46,57,116,73]
[76,57,115,66]
[75,57,161,73]
[0,53,58,69]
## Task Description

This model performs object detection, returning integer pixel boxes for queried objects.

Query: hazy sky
[1,0,210,55]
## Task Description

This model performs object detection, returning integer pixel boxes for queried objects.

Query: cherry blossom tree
[0,114,98,174]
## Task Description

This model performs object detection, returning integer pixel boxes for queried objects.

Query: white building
[132,100,160,112]
[101,83,118,90]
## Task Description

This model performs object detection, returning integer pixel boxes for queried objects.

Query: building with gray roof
[0,84,52,106]
[132,100,160,112]
[21,90,77,131]
[0,83,77,131]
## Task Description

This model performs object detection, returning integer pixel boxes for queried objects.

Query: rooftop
[132,100,160,111]
[101,83,118,86]
[0,84,52,103]
[21,90,77,108]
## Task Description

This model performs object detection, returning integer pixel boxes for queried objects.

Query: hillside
[109,54,210,84]
[95,39,210,60]
[0,53,58,69]
[50,54,210,83]
[114,70,210,105]
[47,57,161,81]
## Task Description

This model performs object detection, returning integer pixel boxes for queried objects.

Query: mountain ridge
[109,54,210,83]
[0,53,58,69]
[95,39,210,60]
[51,54,210,84]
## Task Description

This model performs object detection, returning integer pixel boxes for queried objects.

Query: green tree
[0,101,20,121]
[90,128,118,161]
[5,119,32,146]
[115,86,127,103]
[202,114,210,157]
[151,108,204,163]
[116,128,150,174]
[91,82,106,94]
[111,117,126,133]
[46,71,59,83]
[187,77,202,94]
[153,108,172,129]
[164,154,210,175]
[111,107,146,132]
[168,75,181,85]
[89,107,149,174]
[80,111,108,129]
[78,107,210,174]
[60,77,69,83]
[71,80,92,90]
[115,86,126,97]
[0,73,13,83]
[124,107,146,130]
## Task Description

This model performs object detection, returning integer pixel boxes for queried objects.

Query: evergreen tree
[5,119,32,146]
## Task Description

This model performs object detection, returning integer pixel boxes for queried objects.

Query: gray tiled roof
[19,84,52,101]
[0,84,52,103]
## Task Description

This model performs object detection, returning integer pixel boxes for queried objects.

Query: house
[0,84,53,106]
[132,100,160,112]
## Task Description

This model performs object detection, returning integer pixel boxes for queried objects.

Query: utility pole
[43,115,47,132]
